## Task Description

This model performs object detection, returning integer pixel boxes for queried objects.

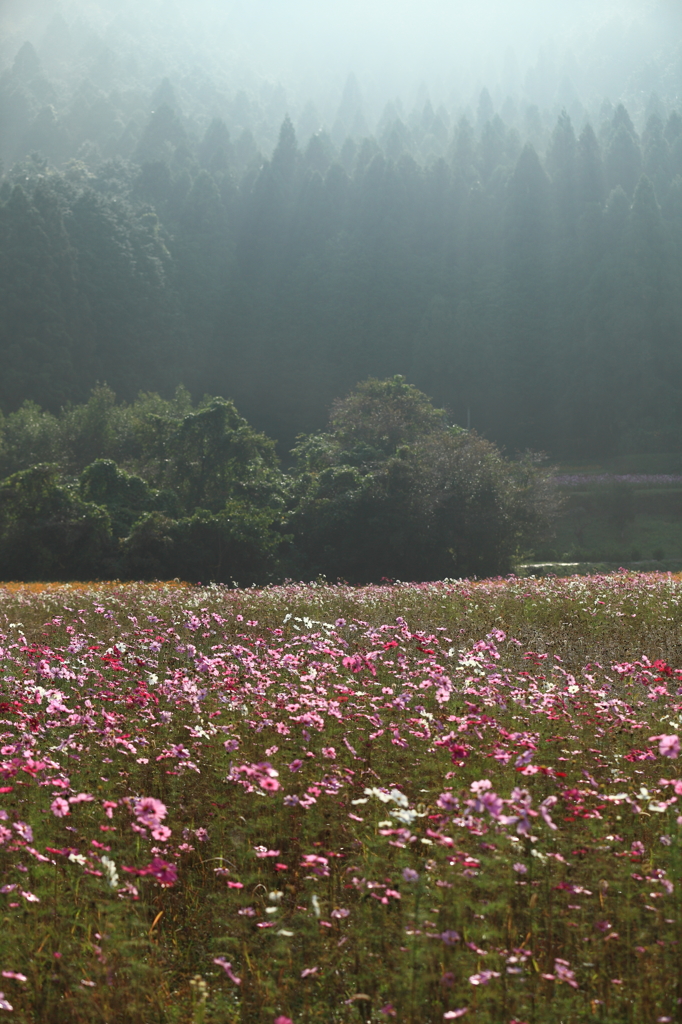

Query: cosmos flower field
[0,574,681,1024]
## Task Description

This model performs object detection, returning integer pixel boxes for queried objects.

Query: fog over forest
[2,0,679,154]
[2,0,682,457]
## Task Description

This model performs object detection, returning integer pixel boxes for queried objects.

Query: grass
[0,574,680,1022]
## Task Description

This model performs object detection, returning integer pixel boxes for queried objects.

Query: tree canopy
[0,381,559,584]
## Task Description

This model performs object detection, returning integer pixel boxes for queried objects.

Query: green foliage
[290,378,559,582]
[327,374,449,459]
[80,459,156,538]
[0,380,559,584]
[122,502,284,585]
[165,397,283,513]
[0,388,288,583]
[0,463,113,580]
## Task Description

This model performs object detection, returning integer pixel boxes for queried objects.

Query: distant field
[529,468,682,569]
[0,574,681,1023]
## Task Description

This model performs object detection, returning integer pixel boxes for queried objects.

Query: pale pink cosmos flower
[51,797,70,818]
[554,959,578,988]
[437,792,459,812]
[151,825,172,842]
[321,747,336,759]
[469,971,500,986]
[659,735,680,758]
[443,1012,469,1021]
[300,967,318,978]
[1,972,26,982]
[0,993,12,1011]
[470,779,492,795]
[540,795,558,830]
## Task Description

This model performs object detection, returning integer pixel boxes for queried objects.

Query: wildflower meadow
[0,573,681,1024]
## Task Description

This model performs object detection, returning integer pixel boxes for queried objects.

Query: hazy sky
[0,0,670,118]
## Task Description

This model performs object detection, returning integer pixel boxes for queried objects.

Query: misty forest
[2,0,682,582]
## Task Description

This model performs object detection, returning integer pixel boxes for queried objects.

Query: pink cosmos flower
[151,825,172,842]
[51,797,70,818]
[443,1012,469,1020]
[213,958,241,985]
[553,959,578,988]
[301,854,329,877]
[659,735,680,758]
[134,797,167,827]
[274,1017,293,1024]
[0,993,12,1011]
[300,967,318,978]
[122,857,177,887]
[145,858,177,886]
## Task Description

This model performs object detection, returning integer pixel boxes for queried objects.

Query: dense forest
[2,2,682,462]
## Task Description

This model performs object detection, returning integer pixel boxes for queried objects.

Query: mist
[1,0,678,154]
[2,0,682,452]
